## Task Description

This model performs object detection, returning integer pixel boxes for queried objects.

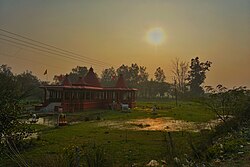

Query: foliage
[69,66,89,82]
[115,64,170,98]
[116,63,149,87]
[0,65,32,158]
[84,144,107,167]
[54,63,173,99]
[53,74,65,84]
[154,67,166,82]
[138,79,171,98]
[154,81,171,97]
[171,58,189,94]
[187,57,212,96]
[16,70,43,100]
[206,131,246,160]
[53,66,88,84]
[116,64,130,81]
[100,67,117,87]
[63,143,108,167]
[138,65,149,83]
[204,85,249,122]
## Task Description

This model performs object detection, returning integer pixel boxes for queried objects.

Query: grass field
[3,100,217,166]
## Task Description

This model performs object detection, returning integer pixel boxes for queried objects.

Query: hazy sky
[0,0,249,88]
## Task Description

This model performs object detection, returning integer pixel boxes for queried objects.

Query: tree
[53,74,65,84]
[154,67,166,82]
[116,64,130,80]
[204,85,249,122]
[156,81,171,97]
[128,63,140,86]
[0,65,32,156]
[187,57,212,96]
[100,67,117,87]
[16,70,43,100]
[53,66,88,84]
[138,66,149,84]
[116,64,146,87]
[144,79,158,98]
[68,66,88,83]
[171,58,189,94]
[137,66,170,98]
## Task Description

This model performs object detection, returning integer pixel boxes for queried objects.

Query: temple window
[86,92,90,100]
[65,91,70,100]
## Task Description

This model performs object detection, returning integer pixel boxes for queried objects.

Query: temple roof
[84,67,101,87]
[40,85,137,91]
[115,74,127,88]
[73,77,87,86]
[61,75,71,86]
[41,67,137,91]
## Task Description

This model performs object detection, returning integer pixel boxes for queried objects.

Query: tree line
[0,64,43,101]
[0,56,212,102]
[54,57,212,99]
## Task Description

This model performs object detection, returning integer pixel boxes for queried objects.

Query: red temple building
[39,67,137,112]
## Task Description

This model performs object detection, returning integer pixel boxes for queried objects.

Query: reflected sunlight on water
[98,117,222,132]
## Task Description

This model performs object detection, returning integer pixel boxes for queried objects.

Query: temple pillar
[44,88,47,103]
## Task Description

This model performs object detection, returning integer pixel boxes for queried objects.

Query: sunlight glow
[146,27,165,45]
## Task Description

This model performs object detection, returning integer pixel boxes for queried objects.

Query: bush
[63,143,111,167]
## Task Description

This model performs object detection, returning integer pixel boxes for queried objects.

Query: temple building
[38,67,137,112]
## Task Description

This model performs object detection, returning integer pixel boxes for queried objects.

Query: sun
[146,27,165,45]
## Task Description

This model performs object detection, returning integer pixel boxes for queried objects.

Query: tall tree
[53,66,88,84]
[68,66,88,82]
[204,85,249,122]
[138,66,149,84]
[171,58,189,93]
[116,64,130,78]
[16,71,43,100]
[116,64,149,88]
[100,67,117,87]
[154,67,166,82]
[136,66,149,97]
[128,63,140,86]
[116,64,131,87]
[187,57,212,96]
[144,79,158,98]
[0,65,32,155]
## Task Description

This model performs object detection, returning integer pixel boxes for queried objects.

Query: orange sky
[0,0,249,88]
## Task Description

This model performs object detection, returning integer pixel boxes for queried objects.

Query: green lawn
[3,100,217,166]
[135,101,215,122]
[63,101,216,122]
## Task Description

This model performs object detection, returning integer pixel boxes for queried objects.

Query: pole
[46,73,48,83]
[174,79,178,106]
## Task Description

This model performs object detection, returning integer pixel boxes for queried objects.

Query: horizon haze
[0,0,250,88]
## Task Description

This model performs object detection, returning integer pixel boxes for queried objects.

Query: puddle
[25,115,222,132]
[98,117,222,132]
[127,118,195,131]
